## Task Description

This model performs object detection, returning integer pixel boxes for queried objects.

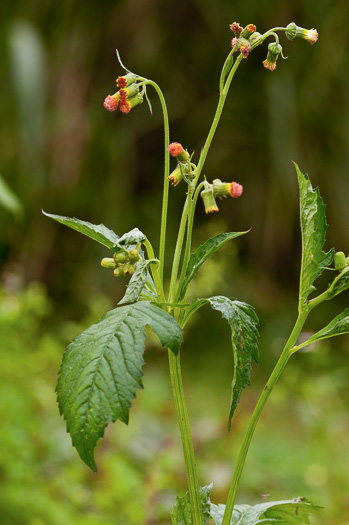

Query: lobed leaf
[210,497,321,525]
[57,301,182,471]
[118,227,146,247]
[207,296,259,427]
[42,211,120,250]
[295,163,334,309]
[171,485,212,525]
[177,231,248,301]
[301,308,349,347]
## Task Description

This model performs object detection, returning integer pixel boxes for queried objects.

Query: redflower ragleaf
[207,296,259,427]
[171,485,213,525]
[295,164,334,309]
[299,308,349,348]
[210,497,322,525]
[57,301,182,471]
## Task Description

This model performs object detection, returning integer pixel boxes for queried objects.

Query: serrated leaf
[171,485,213,525]
[302,308,349,347]
[118,260,153,305]
[178,231,248,301]
[57,301,182,471]
[295,163,334,308]
[210,498,321,525]
[207,296,259,427]
[118,227,145,247]
[43,211,120,250]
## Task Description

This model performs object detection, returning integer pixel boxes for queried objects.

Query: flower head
[168,142,190,163]
[103,94,119,112]
[263,42,282,71]
[231,37,238,49]
[201,186,219,214]
[168,165,183,186]
[117,73,138,88]
[286,23,318,44]
[236,38,251,58]
[212,179,243,198]
[229,22,243,36]
[241,24,257,39]
[119,93,144,114]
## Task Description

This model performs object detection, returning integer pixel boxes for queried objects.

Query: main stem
[222,309,309,525]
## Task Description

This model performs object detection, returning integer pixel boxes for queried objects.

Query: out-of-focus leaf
[57,301,182,472]
[171,485,212,525]
[0,175,22,215]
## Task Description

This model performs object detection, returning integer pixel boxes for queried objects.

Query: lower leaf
[171,485,213,525]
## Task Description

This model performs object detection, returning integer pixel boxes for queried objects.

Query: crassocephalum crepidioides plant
[44,21,348,525]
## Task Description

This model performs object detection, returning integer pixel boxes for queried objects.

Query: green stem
[143,237,164,301]
[222,309,308,525]
[142,80,170,284]
[168,196,190,303]
[168,348,203,525]
[195,54,244,182]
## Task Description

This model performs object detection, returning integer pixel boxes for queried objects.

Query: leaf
[171,485,213,525]
[177,231,248,301]
[42,212,120,250]
[57,301,182,471]
[295,163,334,308]
[118,260,153,305]
[207,296,259,427]
[0,174,22,216]
[118,227,146,247]
[210,498,321,525]
[301,308,349,347]
[220,51,235,91]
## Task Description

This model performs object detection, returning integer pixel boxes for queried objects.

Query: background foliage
[1,0,349,523]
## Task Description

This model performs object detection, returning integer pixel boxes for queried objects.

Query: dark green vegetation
[1,0,349,523]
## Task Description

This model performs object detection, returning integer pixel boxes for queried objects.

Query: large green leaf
[295,164,334,309]
[177,231,248,301]
[43,211,120,250]
[207,296,259,427]
[171,485,212,525]
[57,301,182,471]
[299,308,349,348]
[210,498,321,525]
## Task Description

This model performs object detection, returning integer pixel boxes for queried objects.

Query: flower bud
[114,252,128,264]
[117,73,138,88]
[212,179,243,198]
[240,24,257,40]
[113,267,124,277]
[119,93,144,114]
[123,263,135,276]
[101,257,117,269]
[229,22,243,36]
[128,249,140,262]
[334,251,346,271]
[201,186,219,214]
[262,42,282,71]
[249,32,262,45]
[168,165,183,186]
[119,84,140,99]
[103,93,120,112]
[286,23,318,45]
[168,142,190,163]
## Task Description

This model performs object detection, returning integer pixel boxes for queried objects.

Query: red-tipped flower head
[212,179,243,199]
[240,24,257,39]
[119,93,144,114]
[286,23,318,44]
[103,94,119,112]
[117,73,138,88]
[168,142,190,163]
[263,42,282,71]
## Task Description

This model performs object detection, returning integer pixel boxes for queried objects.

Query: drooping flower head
[119,93,144,114]
[117,73,138,88]
[201,186,219,214]
[263,42,283,71]
[168,165,183,187]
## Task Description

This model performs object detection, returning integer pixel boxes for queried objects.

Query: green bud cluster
[100,249,140,277]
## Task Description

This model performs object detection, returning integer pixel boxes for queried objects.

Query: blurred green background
[1,0,349,523]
